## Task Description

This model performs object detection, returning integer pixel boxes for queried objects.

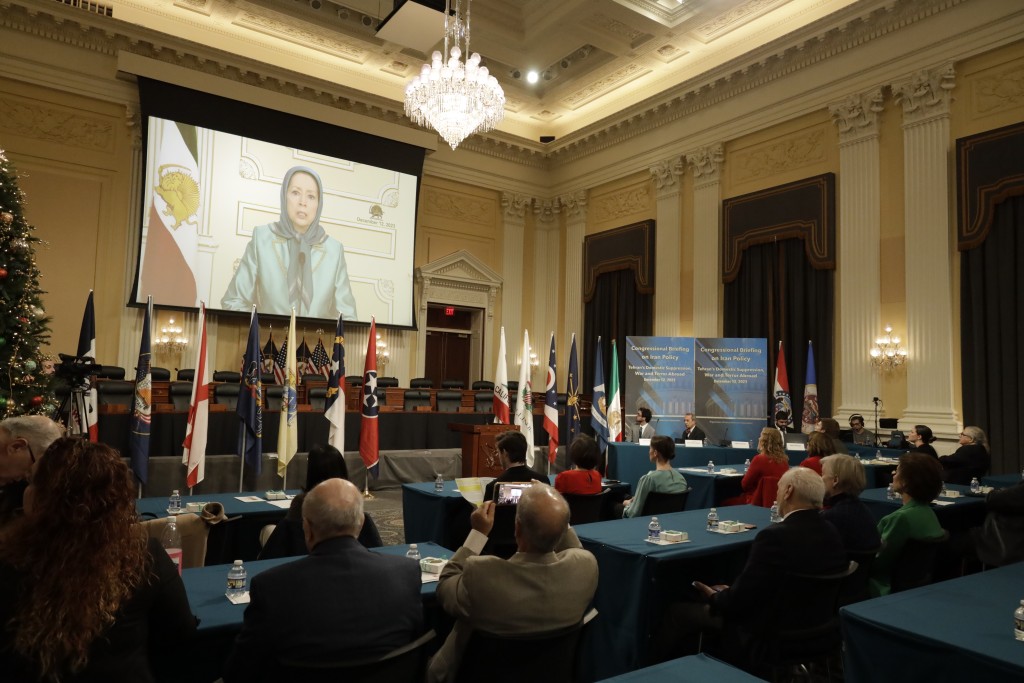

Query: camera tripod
[53,382,93,437]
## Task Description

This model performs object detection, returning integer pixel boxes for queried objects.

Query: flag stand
[362,477,374,500]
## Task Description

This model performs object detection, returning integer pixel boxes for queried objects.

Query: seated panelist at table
[681,413,706,442]
[939,426,990,485]
[631,407,656,442]
[483,430,547,502]
[724,428,790,506]
[848,414,876,447]
[555,435,604,496]
[907,425,939,459]
[223,479,422,683]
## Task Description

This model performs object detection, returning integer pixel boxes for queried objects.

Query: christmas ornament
[0,268,7,279]
[0,397,6,408]
[30,396,43,407]
[1,211,11,225]
[24,360,36,372]
[0,337,5,346]
[10,238,28,252]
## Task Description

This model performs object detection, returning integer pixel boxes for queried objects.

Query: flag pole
[138,483,142,500]
[239,431,246,493]
[363,474,374,500]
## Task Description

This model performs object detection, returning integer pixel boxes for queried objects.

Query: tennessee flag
[360,318,380,478]
[182,303,210,488]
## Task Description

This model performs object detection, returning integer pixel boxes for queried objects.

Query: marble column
[500,192,529,346]
[829,89,884,425]
[892,64,960,441]
[650,156,685,336]
[686,144,724,337]
[560,191,587,357]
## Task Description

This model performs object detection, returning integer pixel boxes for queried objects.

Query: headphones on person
[849,414,865,427]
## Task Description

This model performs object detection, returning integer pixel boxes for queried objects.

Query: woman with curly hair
[0,438,196,681]
[734,428,791,505]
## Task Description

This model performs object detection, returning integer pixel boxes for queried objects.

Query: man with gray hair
[657,467,847,663]
[0,415,63,525]
[428,483,598,683]
[224,478,423,682]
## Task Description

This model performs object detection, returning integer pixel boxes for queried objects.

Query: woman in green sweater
[869,452,945,596]
[621,436,689,518]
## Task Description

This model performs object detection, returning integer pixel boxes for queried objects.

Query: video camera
[55,353,98,387]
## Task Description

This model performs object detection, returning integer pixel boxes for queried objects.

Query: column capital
[829,88,884,144]
[501,191,531,218]
[892,64,955,125]
[649,156,685,192]
[533,198,560,225]
[686,144,724,184]
[558,190,588,219]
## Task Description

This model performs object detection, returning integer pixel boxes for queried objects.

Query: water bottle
[743,458,751,468]
[648,516,661,541]
[887,483,898,501]
[434,473,444,492]
[707,460,715,474]
[769,500,781,524]
[225,560,247,599]
[855,453,862,463]
[971,477,981,494]
[875,449,882,460]
[160,518,183,576]
[167,489,181,514]
[1015,600,1024,641]
[406,543,421,561]
[706,508,719,531]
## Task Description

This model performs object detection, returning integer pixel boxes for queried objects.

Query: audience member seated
[940,426,991,485]
[483,431,547,502]
[726,428,790,506]
[848,414,875,446]
[0,416,63,528]
[868,452,945,596]
[259,444,381,559]
[225,479,423,683]
[800,432,836,475]
[819,454,881,552]
[619,436,688,518]
[554,435,603,496]
[0,438,196,681]
[427,485,598,683]
[967,480,1024,567]
[657,468,846,664]
[815,417,849,454]
[907,424,938,459]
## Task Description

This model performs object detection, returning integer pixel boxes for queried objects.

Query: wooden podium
[449,423,517,478]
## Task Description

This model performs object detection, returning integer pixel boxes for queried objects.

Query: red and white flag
[543,333,558,464]
[182,303,210,487]
[773,341,793,428]
[359,318,380,478]
[492,326,510,424]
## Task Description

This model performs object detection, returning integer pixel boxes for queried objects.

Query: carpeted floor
[362,487,406,546]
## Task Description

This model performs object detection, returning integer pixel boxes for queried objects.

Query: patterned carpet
[362,488,406,546]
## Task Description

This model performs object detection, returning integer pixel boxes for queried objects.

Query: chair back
[377,376,400,388]
[169,381,193,411]
[441,379,465,390]
[264,385,284,401]
[410,377,434,389]
[150,366,171,381]
[95,365,126,380]
[483,504,519,559]
[212,370,241,383]
[302,373,327,385]
[436,390,463,412]
[841,545,881,605]
[507,380,519,393]
[750,476,781,507]
[278,630,435,683]
[345,375,364,387]
[455,614,594,683]
[177,368,195,381]
[260,372,276,385]
[472,380,494,391]
[97,380,134,406]
[890,531,949,593]
[213,382,240,409]
[308,386,327,411]
[404,389,432,410]
[139,502,228,569]
[641,489,691,515]
[564,489,610,525]
[474,391,494,414]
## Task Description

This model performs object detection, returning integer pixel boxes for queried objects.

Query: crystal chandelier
[404,0,505,150]
[869,325,908,371]
[156,317,188,353]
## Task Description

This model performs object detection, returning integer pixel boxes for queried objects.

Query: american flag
[262,334,278,378]
[309,338,331,378]
[296,338,312,376]
[274,338,288,385]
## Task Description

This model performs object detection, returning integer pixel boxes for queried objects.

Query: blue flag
[128,297,153,485]
[567,333,581,446]
[238,310,263,474]
[591,336,609,454]
[325,315,346,452]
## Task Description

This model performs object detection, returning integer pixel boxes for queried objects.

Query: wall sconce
[870,325,907,371]
[155,317,188,353]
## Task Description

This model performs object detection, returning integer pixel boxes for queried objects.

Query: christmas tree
[0,148,56,418]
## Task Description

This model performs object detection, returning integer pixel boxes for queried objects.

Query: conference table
[575,505,773,680]
[607,442,904,497]
[983,473,1024,488]
[596,653,765,682]
[401,477,631,547]
[158,542,451,683]
[137,490,300,565]
[841,561,1024,681]
[859,483,988,531]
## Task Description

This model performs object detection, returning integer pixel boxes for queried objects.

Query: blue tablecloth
[596,653,765,682]
[674,466,747,509]
[137,490,301,565]
[841,562,1024,682]
[983,473,1024,488]
[575,505,772,679]
[859,484,987,530]
[163,542,451,683]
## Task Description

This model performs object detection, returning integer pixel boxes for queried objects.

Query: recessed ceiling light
[526,71,539,84]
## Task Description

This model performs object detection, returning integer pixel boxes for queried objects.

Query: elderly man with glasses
[0,415,64,526]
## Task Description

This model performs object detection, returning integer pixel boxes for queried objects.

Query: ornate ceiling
[105,0,861,143]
